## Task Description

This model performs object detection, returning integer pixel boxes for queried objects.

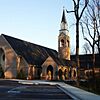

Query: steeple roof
[61,9,66,23]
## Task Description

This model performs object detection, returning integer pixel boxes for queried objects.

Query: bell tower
[58,9,70,60]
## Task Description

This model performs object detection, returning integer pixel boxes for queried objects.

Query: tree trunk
[98,36,100,55]
[92,46,96,90]
[76,19,80,86]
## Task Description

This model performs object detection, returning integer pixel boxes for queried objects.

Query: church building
[0,9,77,80]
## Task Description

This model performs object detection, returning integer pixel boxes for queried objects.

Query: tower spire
[60,8,68,31]
[61,8,66,23]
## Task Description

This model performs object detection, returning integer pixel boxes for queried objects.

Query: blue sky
[0,0,84,54]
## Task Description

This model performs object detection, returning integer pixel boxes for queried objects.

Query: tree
[81,0,100,89]
[95,0,100,54]
[83,42,91,54]
[66,0,89,85]
[81,0,100,54]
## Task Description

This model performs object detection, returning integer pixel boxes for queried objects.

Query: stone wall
[41,56,57,80]
[0,35,28,79]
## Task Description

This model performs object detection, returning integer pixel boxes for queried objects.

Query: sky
[0,0,84,54]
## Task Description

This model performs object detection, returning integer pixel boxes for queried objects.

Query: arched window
[60,39,64,47]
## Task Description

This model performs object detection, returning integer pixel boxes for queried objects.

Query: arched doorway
[47,65,53,80]
[0,48,5,78]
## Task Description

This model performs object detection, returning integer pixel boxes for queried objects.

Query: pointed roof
[61,9,66,23]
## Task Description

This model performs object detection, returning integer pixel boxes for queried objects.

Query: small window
[60,39,64,47]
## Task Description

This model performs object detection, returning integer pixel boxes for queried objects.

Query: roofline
[1,34,57,52]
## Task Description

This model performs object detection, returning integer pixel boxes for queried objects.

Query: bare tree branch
[85,17,94,40]
[83,42,91,54]
[87,5,94,19]
[84,37,93,47]
[81,19,94,28]
[80,22,85,37]
[79,0,89,20]
[72,0,76,6]
[66,9,75,13]
[81,0,100,54]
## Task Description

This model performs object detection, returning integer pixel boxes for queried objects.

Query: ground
[0,79,73,100]
[0,79,100,100]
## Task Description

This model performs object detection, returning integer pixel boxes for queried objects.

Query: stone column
[16,56,21,73]
[27,65,33,80]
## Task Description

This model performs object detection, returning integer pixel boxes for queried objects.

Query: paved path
[0,79,100,100]
[0,80,73,100]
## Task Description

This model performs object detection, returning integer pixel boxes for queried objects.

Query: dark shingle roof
[2,34,73,67]
[2,34,58,66]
